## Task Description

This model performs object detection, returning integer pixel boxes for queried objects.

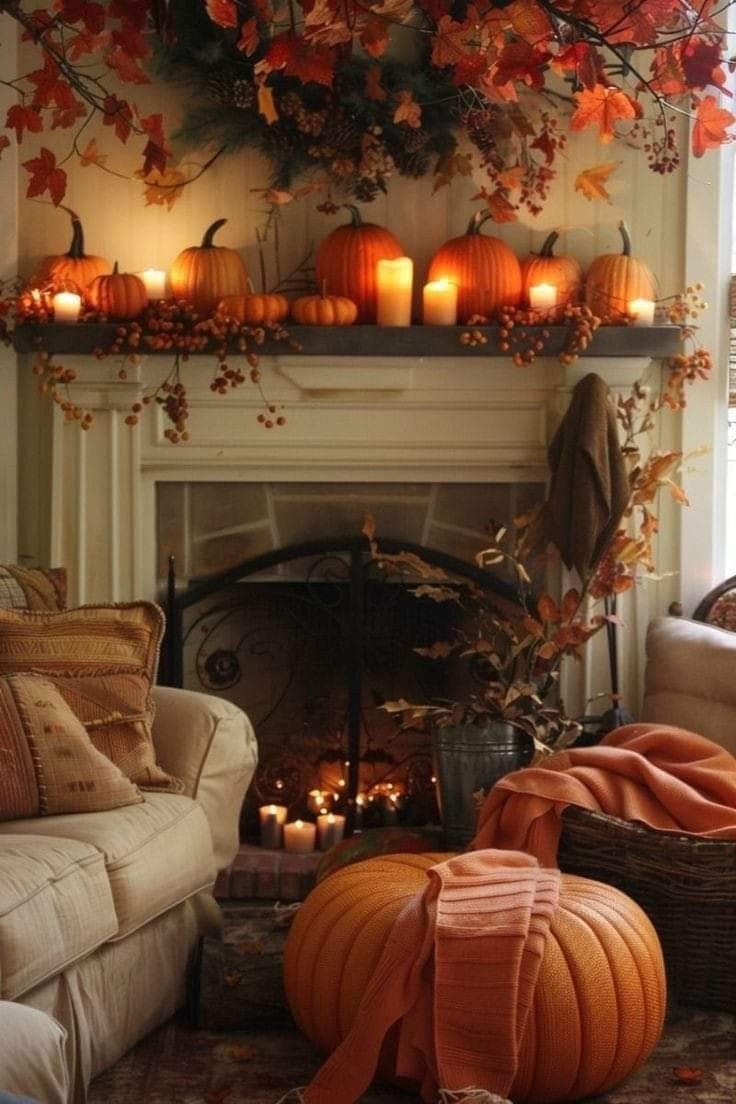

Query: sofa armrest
[642,616,736,755]
[151,686,257,869]
[0,1002,69,1104]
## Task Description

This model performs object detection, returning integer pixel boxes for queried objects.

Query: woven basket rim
[561,803,736,852]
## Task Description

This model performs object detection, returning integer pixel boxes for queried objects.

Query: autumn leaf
[263,33,335,87]
[498,165,525,191]
[5,104,43,142]
[506,0,551,43]
[571,84,639,143]
[139,112,170,176]
[673,1067,703,1086]
[574,161,618,203]
[692,95,735,157]
[23,147,67,205]
[205,0,238,27]
[431,14,471,68]
[237,18,260,56]
[0,136,10,158]
[365,66,387,102]
[537,594,560,623]
[432,150,473,192]
[360,20,389,58]
[393,90,422,128]
[79,138,107,167]
[106,44,149,84]
[257,83,278,125]
[474,187,518,223]
[54,0,106,32]
[102,94,133,142]
[139,166,187,210]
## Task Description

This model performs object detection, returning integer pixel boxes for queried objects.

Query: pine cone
[296,108,327,136]
[351,176,384,202]
[320,115,361,151]
[206,73,235,105]
[279,91,303,118]
[465,109,499,161]
[396,147,431,178]
[402,127,431,154]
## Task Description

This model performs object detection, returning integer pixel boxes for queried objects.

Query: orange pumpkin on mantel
[170,219,249,315]
[584,221,657,319]
[33,206,111,294]
[285,854,666,1104]
[218,292,289,325]
[291,290,357,326]
[521,230,583,307]
[86,263,148,319]
[315,205,404,323]
[427,210,523,322]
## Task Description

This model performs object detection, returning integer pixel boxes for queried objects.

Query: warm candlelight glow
[258,803,287,849]
[628,298,655,326]
[52,291,82,324]
[528,283,557,310]
[283,818,316,854]
[423,279,458,325]
[376,256,413,326]
[138,268,167,301]
[317,811,346,851]
[31,289,42,306]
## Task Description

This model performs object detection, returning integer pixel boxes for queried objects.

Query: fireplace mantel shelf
[14,322,681,359]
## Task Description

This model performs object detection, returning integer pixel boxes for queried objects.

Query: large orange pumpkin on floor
[427,211,523,321]
[86,263,148,319]
[584,222,657,319]
[33,206,111,293]
[170,219,249,315]
[315,205,404,323]
[285,853,666,1103]
[522,230,583,307]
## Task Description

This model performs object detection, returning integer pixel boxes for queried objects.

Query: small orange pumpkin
[33,206,111,294]
[170,219,249,315]
[218,293,289,325]
[585,221,657,319]
[427,210,523,321]
[291,290,357,326]
[315,205,404,324]
[86,263,148,320]
[522,230,583,308]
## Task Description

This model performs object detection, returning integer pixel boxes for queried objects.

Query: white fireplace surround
[20,351,675,719]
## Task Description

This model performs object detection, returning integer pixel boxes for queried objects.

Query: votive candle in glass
[52,291,81,324]
[528,283,557,310]
[376,257,413,326]
[283,818,317,854]
[138,268,167,301]
[259,803,287,849]
[316,812,346,851]
[628,298,655,326]
[422,279,458,325]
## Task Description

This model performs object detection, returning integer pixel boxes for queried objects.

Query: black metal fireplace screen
[160,535,519,838]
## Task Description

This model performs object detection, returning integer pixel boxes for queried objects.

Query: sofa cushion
[0,565,66,611]
[0,1001,69,1104]
[0,835,117,1000]
[0,674,142,821]
[0,602,183,793]
[0,794,216,939]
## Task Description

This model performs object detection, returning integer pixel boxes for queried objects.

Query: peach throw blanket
[473,723,736,864]
[302,850,560,1104]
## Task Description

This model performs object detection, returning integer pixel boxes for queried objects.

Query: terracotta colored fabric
[544,372,630,580]
[472,723,736,866]
[302,850,560,1103]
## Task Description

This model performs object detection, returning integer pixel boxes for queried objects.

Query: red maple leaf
[692,95,736,157]
[571,84,639,142]
[108,0,150,29]
[102,94,134,142]
[205,0,238,27]
[493,41,549,90]
[27,55,77,110]
[451,54,487,88]
[23,147,67,205]
[550,43,605,89]
[54,0,106,33]
[681,38,726,91]
[67,29,110,61]
[112,25,149,58]
[51,99,88,129]
[139,112,170,175]
[106,45,150,84]
[5,104,44,142]
[237,18,260,56]
[264,33,335,87]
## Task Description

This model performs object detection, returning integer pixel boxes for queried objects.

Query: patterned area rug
[88,904,736,1104]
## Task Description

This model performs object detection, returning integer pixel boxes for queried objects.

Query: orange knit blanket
[472,723,736,864]
[301,850,560,1104]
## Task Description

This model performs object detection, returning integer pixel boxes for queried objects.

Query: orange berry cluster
[32,350,93,429]
[459,304,601,367]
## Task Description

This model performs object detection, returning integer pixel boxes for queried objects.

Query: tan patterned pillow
[0,674,142,819]
[0,602,183,793]
[0,565,67,611]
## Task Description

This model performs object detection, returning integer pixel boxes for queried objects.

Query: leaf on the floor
[673,1066,704,1085]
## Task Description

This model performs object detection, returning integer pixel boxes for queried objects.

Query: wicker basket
[558,805,736,1013]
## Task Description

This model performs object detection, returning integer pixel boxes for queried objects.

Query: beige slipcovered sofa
[0,686,257,1104]
[643,616,736,754]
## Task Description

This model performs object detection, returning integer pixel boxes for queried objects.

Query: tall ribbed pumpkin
[284,854,666,1104]
[584,222,657,319]
[427,211,522,322]
[522,230,583,307]
[33,206,111,294]
[315,205,404,323]
[170,219,249,315]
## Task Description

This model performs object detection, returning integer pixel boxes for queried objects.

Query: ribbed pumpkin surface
[171,248,248,314]
[315,223,404,323]
[87,270,148,319]
[584,255,656,319]
[284,853,666,1104]
[427,236,522,321]
[521,254,583,307]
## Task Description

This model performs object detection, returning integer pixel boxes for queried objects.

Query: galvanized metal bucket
[431,722,532,849]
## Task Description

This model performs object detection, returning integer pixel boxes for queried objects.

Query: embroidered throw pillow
[0,602,183,793]
[0,673,142,819]
[0,566,67,611]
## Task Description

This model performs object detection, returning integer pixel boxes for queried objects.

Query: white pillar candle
[259,803,287,849]
[283,818,317,854]
[528,283,557,310]
[376,257,413,326]
[138,269,167,301]
[628,298,655,326]
[52,291,81,324]
[317,812,346,851]
[422,279,458,325]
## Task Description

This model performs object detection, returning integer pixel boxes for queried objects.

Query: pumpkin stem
[539,230,559,258]
[320,278,328,299]
[67,215,86,259]
[112,261,119,274]
[201,218,228,248]
[341,204,364,228]
[466,210,492,236]
[618,221,632,257]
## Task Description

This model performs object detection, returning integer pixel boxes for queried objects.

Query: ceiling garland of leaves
[0,0,735,216]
